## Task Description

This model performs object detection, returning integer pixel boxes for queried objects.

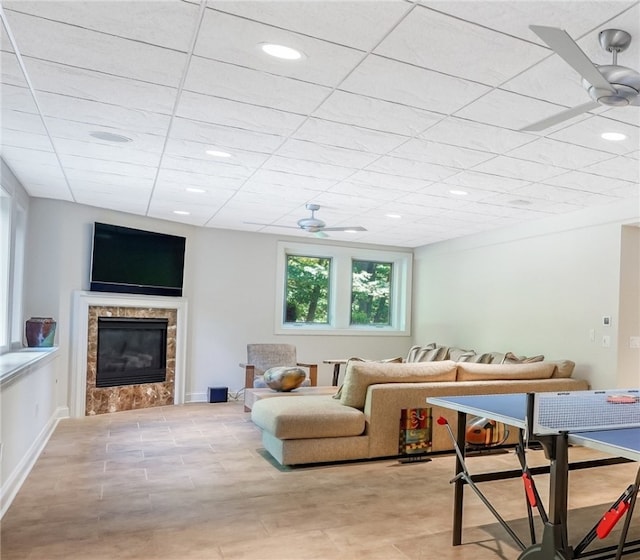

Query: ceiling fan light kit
[521,26,639,131]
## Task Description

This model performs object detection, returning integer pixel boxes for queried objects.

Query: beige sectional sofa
[250,359,589,466]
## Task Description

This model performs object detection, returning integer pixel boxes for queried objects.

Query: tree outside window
[351,260,392,326]
[285,255,331,324]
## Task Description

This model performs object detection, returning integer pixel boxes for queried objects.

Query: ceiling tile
[472,155,566,182]
[543,170,637,194]
[293,118,408,154]
[176,91,306,136]
[262,155,355,181]
[391,139,495,169]
[275,138,380,168]
[5,11,188,87]
[161,155,254,180]
[210,1,412,51]
[419,1,635,45]
[23,59,178,114]
[442,170,532,192]
[36,92,171,136]
[340,55,490,114]
[170,117,284,153]
[548,116,640,155]
[455,88,583,131]
[164,138,269,169]
[582,156,640,183]
[4,0,200,51]
[184,56,331,114]
[365,156,458,182]
[195,10,365,87]
[314,90,443,136]
[506,138,614,169]
[375,6,548,86]
[419,117,533,153]
[348,170,432,192]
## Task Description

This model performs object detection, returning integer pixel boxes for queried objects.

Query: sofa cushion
[456,361,556,381]
[333,356,404,399]
[340,360,458,408]
[251,396,365,440]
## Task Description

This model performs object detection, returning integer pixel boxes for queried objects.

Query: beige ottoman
[251,395,369,465]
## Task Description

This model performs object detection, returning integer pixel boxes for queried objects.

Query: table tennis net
[533,389,640,434]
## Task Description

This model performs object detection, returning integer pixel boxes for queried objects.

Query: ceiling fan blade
[530,25,615,93]
[243,221,299,229]
[313,231,329,238]
[520,100,599,131]
[321,226,367,232]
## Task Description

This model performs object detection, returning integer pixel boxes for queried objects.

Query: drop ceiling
[1,0,638,248]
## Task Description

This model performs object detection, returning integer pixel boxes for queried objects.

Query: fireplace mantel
[70,291,187,417]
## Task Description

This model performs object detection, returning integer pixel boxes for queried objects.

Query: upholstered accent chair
[241,343,318,391]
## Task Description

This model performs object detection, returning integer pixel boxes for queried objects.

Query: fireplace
[96,317,168,387]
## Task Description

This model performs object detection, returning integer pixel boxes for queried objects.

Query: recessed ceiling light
[601,132,627,141]
[89,131,132,143]
[205,149,232,158]
[260,43,303,60]
[449,189,468,196]
[173,210,190,215]
[386,213,402,219]
[185,187,206,193]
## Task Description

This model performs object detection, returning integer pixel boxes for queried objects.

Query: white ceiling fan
[521,26,640,132]
[247,203,367,237]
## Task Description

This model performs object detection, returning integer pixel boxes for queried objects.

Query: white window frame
[0,185,27,354]
[275,241,412,336]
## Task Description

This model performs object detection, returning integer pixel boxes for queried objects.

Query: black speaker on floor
[208,387,228,403]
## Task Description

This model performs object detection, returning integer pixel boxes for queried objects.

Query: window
[0,185,27,354]
[351,260,392,326]
[0,188,11,350]
[276,241,411,335]
[285,255,331,325]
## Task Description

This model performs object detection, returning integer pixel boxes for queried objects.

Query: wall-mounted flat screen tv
[90,222,186,297]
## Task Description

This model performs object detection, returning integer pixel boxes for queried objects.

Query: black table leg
[331,363,341,386]
[453,410,467,546]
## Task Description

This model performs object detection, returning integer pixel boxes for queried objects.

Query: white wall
[413,198,640,389]
[24,198,413,404]
[617,225,640,387]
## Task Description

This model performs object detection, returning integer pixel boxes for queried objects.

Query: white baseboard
[1,406,69,519]
[185,392,207,403]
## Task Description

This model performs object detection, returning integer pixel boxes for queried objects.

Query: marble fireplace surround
[70,291,187,417]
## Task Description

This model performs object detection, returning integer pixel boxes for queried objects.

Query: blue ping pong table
[427,390,640,560]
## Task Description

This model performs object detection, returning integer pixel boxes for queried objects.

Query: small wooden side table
[323,359,348,386]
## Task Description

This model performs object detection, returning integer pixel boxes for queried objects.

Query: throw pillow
[547,360,576,378]
[466,352,493,364]
[406,343,436,362]
[502,352,545,364]
[448,347,475,361]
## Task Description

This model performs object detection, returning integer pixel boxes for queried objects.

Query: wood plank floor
[2,401,639,559]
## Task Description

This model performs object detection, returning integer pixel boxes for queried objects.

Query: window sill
[0,347,59,387]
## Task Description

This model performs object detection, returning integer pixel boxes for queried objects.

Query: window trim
[275,241,412,336]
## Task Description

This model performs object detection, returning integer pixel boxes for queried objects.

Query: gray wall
[23,198,413,406]
[413,198,640,390]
